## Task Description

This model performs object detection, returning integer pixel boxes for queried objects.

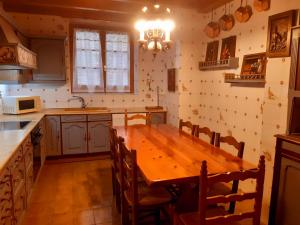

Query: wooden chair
[177,156,265,225]
[125,109,152,127]
[119,137,172,225]
[109,128,122,213]
[179,119,197,136]
[212,133,245,213]
[194,126,215,145]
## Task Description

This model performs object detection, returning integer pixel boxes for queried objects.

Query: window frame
[70,24,134,93]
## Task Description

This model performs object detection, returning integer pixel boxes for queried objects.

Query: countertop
[43,107,167,115]
[0,113,44,171]
[0,107,166,171]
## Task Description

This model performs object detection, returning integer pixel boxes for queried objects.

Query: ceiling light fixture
[134,3,175,56]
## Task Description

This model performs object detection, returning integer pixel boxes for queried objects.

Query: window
[71,26,134,93]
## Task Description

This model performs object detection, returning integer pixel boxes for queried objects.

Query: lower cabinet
[88,121,110,153]
[0,135,34,225]
[45,116,61,156]
[62,122,87,154]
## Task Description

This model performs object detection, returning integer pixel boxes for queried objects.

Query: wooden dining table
[115,124,256,212]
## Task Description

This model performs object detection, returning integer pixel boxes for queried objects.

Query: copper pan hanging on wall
[204,9,220,38]
[253,0,270,12]
[235,0,253,23]
[219,3,235,31]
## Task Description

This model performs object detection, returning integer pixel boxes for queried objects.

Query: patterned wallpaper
[0,0,299,224]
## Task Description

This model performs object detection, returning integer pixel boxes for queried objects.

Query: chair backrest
[195,126,215,145]
[110,128,121,173]
[199,156,265,225]
[215,133,245,159]
[119,137,139,208]
[125,109,151,127]
[179,119,197,136]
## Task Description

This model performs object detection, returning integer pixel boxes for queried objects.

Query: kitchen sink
[64,107,110,112]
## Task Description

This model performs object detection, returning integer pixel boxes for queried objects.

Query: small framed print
[266,10,297,58]
[205,40,219,62]
[220,36,237,60]
[241,52,267,75]
[167,68,176,92]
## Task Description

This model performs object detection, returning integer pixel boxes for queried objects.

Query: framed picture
[167,68,176,92]
[220,36,237,60]
[266,10,296,58]
[241,52,267,75]
[205,40,219,62]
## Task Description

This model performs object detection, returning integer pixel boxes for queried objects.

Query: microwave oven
[2,96,41,114]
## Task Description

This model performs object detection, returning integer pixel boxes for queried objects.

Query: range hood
[0,43,37,70]
[0,16,37,70]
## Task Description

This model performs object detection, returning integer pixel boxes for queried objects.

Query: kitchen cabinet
[88,121,111,153]
[62,122,87,155]
[30,38,66,82]
[269,135,300,225]
[0,134,34,225]
[151,112,166,124]
[45,116,61,156]
[60,114,111,155]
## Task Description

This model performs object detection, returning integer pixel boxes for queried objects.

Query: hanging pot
[204,21,220,38]
[219,4,235,31]
[204,9,220,38]
[235,0,252,23]
[253,0,270,12]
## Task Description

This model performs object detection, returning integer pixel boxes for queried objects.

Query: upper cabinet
[31,38,66,82]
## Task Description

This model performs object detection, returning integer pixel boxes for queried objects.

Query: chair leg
[228,201,236,214]
[154,209,161,225]
[115,181,121,213]
[122,199,130,225]
[111,166,116,196]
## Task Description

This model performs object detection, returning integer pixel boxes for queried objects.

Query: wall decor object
[219,4,235,31]
[224,52,267,83]
[167,68,176,92]
[204,9,220,38]
[253,0,271,12]
[266,10,296,58]
[205,40,219,62]
[234,0,253,23]
[220,36,237,60]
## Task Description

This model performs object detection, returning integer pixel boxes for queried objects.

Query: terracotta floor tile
[93,207,113,224]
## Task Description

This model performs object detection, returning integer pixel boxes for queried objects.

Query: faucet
[69,96,88,109]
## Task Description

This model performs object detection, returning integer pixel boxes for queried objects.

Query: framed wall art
[220,36,237,60]
[205,40,219,62]
[241,52,267,76]
[167,68,176,92]
[266,10,297,58]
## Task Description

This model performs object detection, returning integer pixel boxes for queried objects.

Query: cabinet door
[31,38,65,81]
[45,116,61,156]
[151,112,166,124]
[88,121,111,153]
[275,156,300,225]
[62,122,87,155]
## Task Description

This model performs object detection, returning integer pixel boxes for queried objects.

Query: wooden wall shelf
[224,73,266,83]
[199,57,239,71]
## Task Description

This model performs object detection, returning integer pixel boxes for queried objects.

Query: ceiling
[1,0,233,22]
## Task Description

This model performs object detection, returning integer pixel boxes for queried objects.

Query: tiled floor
[22,156,120,225]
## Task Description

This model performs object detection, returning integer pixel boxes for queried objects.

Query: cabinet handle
[84,133,87,141]
[88,133,91,141]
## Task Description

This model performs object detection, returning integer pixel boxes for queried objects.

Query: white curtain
[105,32,130,92]
[73,29,104,92]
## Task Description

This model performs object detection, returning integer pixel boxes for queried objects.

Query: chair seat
[178,206,242,225]
[208,182,232,197]
[125,183,172,207]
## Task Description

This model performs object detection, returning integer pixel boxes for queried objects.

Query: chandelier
[134,4,175,54]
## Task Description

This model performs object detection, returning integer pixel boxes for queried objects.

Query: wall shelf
[224,73,266,83]
[199,57,239,71]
